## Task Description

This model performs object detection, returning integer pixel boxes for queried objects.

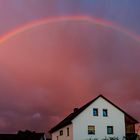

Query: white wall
[52,124,73,140]
[72,97,125,140]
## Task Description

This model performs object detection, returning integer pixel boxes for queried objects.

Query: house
[49,95,139,140]
[136,125,140,140]
[0,130,46,140]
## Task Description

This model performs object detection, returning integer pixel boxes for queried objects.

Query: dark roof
[0,130,45,140]
[49,94,139,133]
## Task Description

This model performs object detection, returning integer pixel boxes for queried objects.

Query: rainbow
[0,16,140,45]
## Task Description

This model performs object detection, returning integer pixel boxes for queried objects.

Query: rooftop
[49,94,139,133]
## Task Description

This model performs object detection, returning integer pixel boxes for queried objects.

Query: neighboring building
[49,95,139,140]
[137,125,140,135]
[0,130,46,140]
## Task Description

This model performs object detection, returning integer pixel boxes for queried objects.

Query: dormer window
[93,108,98,116]
[103,109,108,117]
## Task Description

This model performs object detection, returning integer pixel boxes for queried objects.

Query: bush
[109,137,119,140]
[102,137,119,140]
[102,137,109,140]
[85,138,98,140]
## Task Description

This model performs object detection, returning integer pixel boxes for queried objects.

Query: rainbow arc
[0,16,139,44]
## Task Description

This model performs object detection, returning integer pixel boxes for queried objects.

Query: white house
[49,95,138,140]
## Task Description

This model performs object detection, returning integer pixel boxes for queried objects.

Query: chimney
[73,108,79,113]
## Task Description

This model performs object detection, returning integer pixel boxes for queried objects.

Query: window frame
[103,109,108,117]
[67,127,69,136]
[93,108,98,116]
[60,130,63,136]
[88,125,95,135]
[107,126,114,134]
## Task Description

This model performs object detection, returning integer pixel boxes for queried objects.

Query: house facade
[49,95,138,140]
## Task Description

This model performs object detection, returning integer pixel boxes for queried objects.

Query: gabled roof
[49,94,139,133]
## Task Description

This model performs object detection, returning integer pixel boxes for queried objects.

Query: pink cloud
[0,20,139,133]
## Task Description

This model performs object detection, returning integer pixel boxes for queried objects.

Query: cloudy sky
[0,0,139,134]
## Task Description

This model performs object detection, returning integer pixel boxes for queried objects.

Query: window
[107,126,113,134]
[88,125,95,134]
[60,130,63,136]
[93,108,98,116]
[67,127,69,136]
[103,109,108,117]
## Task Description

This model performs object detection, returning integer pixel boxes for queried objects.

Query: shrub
[109,137,119,140]
[85,138,98,140]
[102,137,119,140]
[102,137,109,140]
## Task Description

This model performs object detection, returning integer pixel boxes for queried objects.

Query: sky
[0,0,139,134]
